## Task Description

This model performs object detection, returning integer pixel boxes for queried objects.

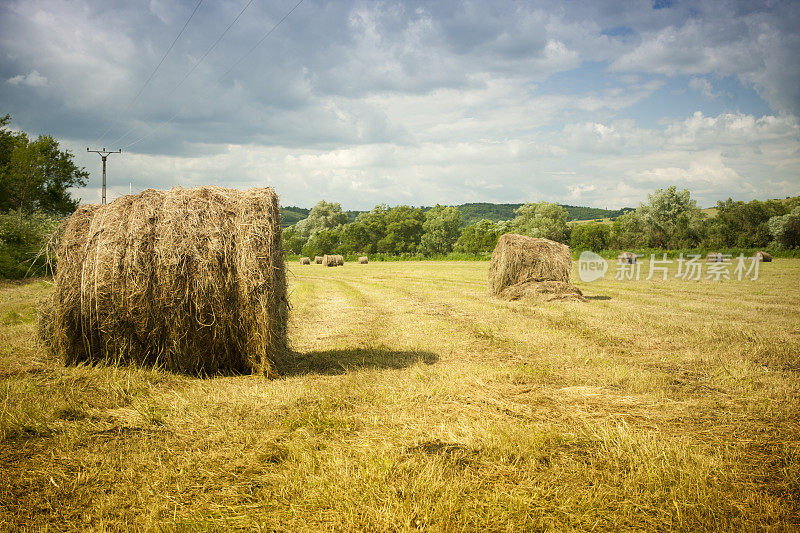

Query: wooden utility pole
[87,148,122,204]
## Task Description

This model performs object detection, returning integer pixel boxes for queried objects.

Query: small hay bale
[314,256,323,264]
[336,255,344,266]
[358,256,368,264]
[300,257,311,265]
[488,234,583,302]
[706,252,724,262]
[322,254,336,267]
[43,186,288,376]
[753,251,773,262]
[618,252,637,264]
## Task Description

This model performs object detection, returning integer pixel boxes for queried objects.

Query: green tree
[768,206,800,249]
[0,115,88,215]
[420,204,462,255]
[570,222,610,252]
[282,226,306,254]
[301,229,341,258]
[637,186,705,248]
[609,211,646,249]
[455,219,504,253]
[293,200,348,240]
[337,221,370,254]
[706,198,787,248]
[378,206,425,254]
[513,201,569,243]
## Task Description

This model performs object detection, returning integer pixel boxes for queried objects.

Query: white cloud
[6,70,47,87]
[688,77,717,99]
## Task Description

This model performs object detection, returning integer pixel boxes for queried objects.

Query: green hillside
[280,206,310,227]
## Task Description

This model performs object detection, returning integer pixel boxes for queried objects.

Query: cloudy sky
[1,0,798,209]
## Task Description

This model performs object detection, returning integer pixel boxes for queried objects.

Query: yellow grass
[1,260,799,531]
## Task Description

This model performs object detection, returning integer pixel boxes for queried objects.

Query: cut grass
[1,259,799,531]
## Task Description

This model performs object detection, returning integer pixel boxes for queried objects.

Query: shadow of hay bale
[274,347,439,377]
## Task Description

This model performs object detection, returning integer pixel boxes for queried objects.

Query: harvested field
[2,259,799,531]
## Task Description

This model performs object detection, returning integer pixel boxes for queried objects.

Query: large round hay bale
[753,251,772,262]
[300,257,311,265]
[358,256,368,264]
[44,186,288,376]
[618,252,636,264]
[488,234,583,302]
[322,254,335,267]
[314,256,323,264]
[336,255,344,266]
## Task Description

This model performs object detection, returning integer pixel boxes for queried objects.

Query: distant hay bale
[336,255,344,266]
[618,252,637,264]
[488,234,583,302]
[314,256,323,264]
[322,254,336,267]
[358,256,368,264]
[42,186,288,377]
[300,257,311,265]
[706,252,724,262]
[753,251,773,262]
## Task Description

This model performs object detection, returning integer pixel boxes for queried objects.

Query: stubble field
[1,259,799,531]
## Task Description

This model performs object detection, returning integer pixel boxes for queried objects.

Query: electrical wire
[111,0,257,148]
[122,0,305,151]
[93,0,204,146]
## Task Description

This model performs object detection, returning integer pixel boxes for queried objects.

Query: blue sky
[1,0,798,209]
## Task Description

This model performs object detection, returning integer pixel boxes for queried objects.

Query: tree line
[285,187,800,258]
[0,113,88,277]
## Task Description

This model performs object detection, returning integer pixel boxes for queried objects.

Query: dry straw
[358,256,368,264]
[336,255,344,266]
[753,251,773,262]
[322,254,336,267]
[41,186,288,376]
[488,234,584,302]
[314,256,323,264]
[300,257,311,265]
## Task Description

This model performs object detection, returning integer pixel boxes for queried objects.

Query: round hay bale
[300,257,311,265]
[488,234,583,302]
[618,252,636,264]
[322,254,335,267]
[753,251,772,262]
[358,256,368,264]
[336,255,344,266]
[314,256,323,264]
[44,186,288,377]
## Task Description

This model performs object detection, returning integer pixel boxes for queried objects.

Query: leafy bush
[570,222,610,252]
[0,210,61,278]
[768,207,800,249]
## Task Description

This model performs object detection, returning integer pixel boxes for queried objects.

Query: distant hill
[283,202,633,227]
[280,206,310,227]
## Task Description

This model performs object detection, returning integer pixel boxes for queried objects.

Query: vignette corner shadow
[274,346,439,377]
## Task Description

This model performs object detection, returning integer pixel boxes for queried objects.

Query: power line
[110,0,257,148]
[220,0,306,82]
[122,0,306,151]
[93,0,204,146]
